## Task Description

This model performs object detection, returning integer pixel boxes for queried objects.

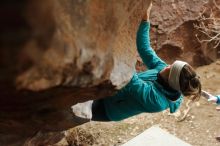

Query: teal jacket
[216,95,220,104]
[103,21,183,121]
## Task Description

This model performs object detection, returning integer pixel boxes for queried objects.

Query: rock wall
[149,0,207,66]
[149,0,220,66]
[0,0,150,145]
[16,0,165,92]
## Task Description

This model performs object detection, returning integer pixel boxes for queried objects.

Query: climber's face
[165,65,171,71]
[159,65,171,82]
[163,65,171,75]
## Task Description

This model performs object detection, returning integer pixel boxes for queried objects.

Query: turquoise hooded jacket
[103,21,183,121]
[216,95,220,104]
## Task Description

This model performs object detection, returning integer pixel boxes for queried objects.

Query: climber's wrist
[142,13,150,22]
[216,95,220,104]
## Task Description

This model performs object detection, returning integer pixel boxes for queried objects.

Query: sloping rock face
[0,0,219,145]
[17,0,137,91]
[0,0,151,145]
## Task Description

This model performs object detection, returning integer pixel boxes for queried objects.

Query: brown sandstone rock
[0,0,150,145]
[16,0,155,91]
[150,0,209,66]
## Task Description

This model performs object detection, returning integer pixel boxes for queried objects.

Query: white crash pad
[121,126,191,146]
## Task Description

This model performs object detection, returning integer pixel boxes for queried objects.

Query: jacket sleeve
[136,21,167,71]
[216,95,220,104]
[125,74,169,112]
[168,96,183,113]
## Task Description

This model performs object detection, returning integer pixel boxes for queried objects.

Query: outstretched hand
[207,96,218,103]
[142,0,153,21]
[202,90,220,110]
[202,90,218,102]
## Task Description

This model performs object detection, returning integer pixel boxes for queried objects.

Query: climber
[90,1,202,121]
[72,1,202,122]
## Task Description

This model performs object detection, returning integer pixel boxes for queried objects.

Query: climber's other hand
[207,96,218,103]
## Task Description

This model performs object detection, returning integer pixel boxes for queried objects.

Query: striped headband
[168,60,188,91]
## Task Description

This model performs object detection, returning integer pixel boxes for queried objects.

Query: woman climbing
[90,1,202,121]
[73,1,202,122]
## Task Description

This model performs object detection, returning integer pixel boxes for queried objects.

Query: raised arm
[136,2,167,71]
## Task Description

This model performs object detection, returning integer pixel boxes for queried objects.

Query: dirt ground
[64,60,220,146]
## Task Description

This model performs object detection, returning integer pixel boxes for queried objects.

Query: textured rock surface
[0,0,219,145]
[0,0,150,145]
[150,0,209,66]
[15,0,158,91]
[147,0,220,67]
